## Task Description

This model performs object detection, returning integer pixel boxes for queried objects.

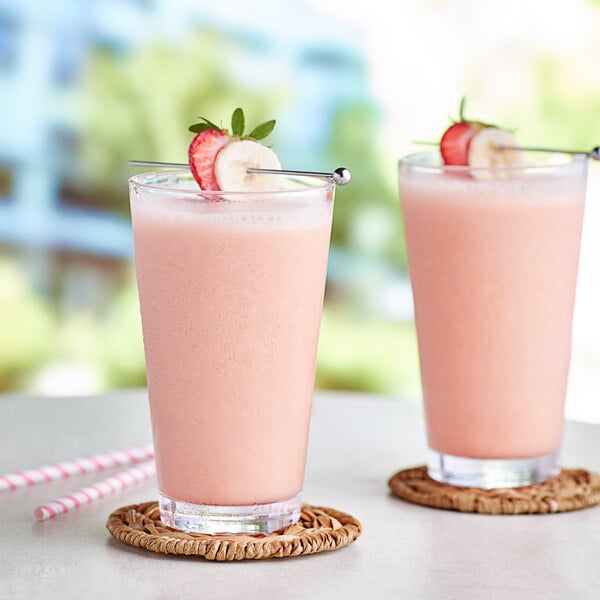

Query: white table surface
[1,390,599,600]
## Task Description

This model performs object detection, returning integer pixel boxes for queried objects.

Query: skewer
[497,145,600,160]
[127,161,187,169]
[247,166,351,185]
[411,142,600,161]
[126,161,352,185]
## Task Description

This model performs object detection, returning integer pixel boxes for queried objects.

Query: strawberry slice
[440,121,481,166]
[188,129,229,190]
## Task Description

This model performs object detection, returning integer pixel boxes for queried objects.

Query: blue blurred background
[1,0,600,422]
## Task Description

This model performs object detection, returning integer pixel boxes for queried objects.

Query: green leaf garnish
[248,119,276,141]
[188,109,277,142]
[199,116,221,130]
[188,123,215,133]
[231,107,245,136]
[450,97,504,129]
[188,115,223,133]
[459,96,467,122]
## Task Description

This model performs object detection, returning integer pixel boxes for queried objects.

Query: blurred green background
[1,0,600,420]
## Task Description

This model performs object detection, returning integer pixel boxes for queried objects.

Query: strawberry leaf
[451,97,503,129]
[199,117,222,131]
[189,123,214,133]
[248,119,276,141]
[231,107,245,136]
[459,96,467,122]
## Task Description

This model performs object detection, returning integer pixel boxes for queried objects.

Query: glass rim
[398,150,588,174]
[129,168,336,196]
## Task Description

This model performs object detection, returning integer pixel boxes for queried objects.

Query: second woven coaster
[389,466,600,514]
[107,501,362,561]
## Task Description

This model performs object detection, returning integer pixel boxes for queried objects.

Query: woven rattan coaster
[389,466,600,515]
[107,501,362,561]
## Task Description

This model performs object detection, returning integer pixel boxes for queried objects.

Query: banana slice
[468,127,527,178]
[214,139,282,192]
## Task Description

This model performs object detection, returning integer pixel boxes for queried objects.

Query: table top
[1,390,599,600]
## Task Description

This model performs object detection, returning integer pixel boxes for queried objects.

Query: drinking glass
[398,152,587,488]
[129,170,334,532]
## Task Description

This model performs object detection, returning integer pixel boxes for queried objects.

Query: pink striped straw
[34,460,156,522]
[0,444,154,492]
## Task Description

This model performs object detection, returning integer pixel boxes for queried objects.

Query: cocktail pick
[248,166,351,185]
[126,161,352,185]
[412,141,600,161]
[496,145,600,160]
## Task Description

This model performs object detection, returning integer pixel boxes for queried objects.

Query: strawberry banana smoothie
[131,179,333,524]
[399,103,588,487]
[129,110,339,533]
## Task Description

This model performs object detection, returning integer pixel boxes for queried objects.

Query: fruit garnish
[188,129,229,190]
[188,108,277,191]
[214,140,281,192]
[439,98,525,171]
[440,120,483,166]
[440,98,487,166]
[468,127,526,170]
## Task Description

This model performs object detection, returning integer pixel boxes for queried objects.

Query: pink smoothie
[130,181,333,505]
[400,160,586,459]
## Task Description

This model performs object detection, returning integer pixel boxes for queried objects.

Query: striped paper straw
[0,444,154,492]
[34,460,156,522]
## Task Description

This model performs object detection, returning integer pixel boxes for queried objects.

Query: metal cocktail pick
[248,166,352,185]
[413,141,600,160]
[497,145,600,159]
[126,161,352,185]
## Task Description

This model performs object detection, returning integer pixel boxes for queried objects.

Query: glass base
[158,491,302,535]
[427,449,560,489]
